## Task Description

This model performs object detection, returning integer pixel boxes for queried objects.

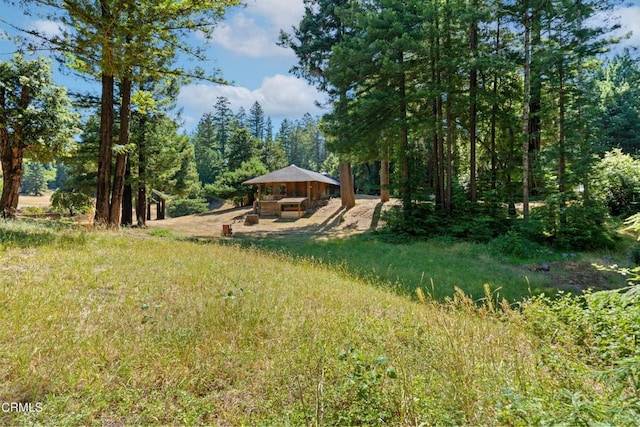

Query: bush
[20,206,47,215]
[593,149,640,217]
[166,198,209,218]
[51,189,94,216]
[530,197,615,251]
[203,157,267,207]
[381,201,511,243]
[511,287,640,425]
[489,230,540,259]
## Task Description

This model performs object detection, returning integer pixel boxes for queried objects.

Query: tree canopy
[0,54,78,216]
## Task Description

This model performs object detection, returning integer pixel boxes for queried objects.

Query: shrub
[512,287,640,425]
[381,201,511,243]
[51,189,94,216]
[203,157,267,207]
[20,206,47,215]
[592,149,640,217]
[530,197,615,251]
[489,230,540,259]
[166,197,209,218]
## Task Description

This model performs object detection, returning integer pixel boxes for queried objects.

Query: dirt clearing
[147,195,400,239]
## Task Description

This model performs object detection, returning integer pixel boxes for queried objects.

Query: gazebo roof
[242,164,340,186]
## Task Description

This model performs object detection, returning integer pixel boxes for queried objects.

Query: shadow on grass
[0,219,86,249]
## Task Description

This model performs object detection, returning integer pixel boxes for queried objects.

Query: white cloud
[210,14,288,58]
[243,0,305,31]
[178,73,326,128]
[29,20,64,39]
[616,6,640,48]
[207,0,304,58]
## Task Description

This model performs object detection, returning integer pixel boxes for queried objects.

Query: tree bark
[121,160,133,226]
[431,5,445,210]
[0,81,29,216]
[95,0,115,225]
[558,61,567,222]
[444,1,453,214]
[339,161,355,209]
[136,117,147,227]
[0,143,24,217]
[469,0,478,202]
[109,76,132,226]
[521,2,532,220]
[446,91,453,215]
[528,6,542,193]
[95,72,115,225]
[380,159,390,203]
[398,50,411,212]
[490,18,501,190]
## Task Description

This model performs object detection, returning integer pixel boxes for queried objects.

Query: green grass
[230,233,557,301]
[0,221,635,425]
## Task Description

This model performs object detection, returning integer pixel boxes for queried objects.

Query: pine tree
[280,0,356,208]
[193,113,223,185]
[20,0,241,225]
[248,101,265,141]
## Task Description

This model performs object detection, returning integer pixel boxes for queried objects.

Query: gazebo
[242,164,340,218]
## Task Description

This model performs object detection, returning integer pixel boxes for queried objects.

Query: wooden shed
[242,164,340,218]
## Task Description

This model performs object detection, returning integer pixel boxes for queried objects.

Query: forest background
[0,0,640,250]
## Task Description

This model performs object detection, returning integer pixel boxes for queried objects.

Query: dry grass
[16,193,52,209]
[0,224,613,425]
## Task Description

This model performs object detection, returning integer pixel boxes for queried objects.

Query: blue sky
[1,0,640,133]
[0,0,325,132]
[177,0,326,130]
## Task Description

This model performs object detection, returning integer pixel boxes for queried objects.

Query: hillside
[0,223,637,425]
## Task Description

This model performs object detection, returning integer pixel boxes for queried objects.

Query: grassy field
[0,220,636,425]
[229,233,558,302]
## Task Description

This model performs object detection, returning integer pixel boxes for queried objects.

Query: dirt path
[147,195,400,239]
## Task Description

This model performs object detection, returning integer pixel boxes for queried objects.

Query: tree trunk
[446,93,453,215]
[558,61,567,223]
[0,83,29,217]
[528,7,542,193]
[469,0,478,202]
[490,18,500,190]
[137,185,147,227]
[432,10,445,210]
[95,72,115,225]
[109,76,132,226]
[0,143,24,217]
[136,110,147,227]
[398,50,411,212]
[433,98,442,206]
[444,1,453,214]
[380,159,390,203]
[521,2,532,220]
[339,161,355,209]
[121,160,133,226]
[95,1,115,225]
[436,96,445,210]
